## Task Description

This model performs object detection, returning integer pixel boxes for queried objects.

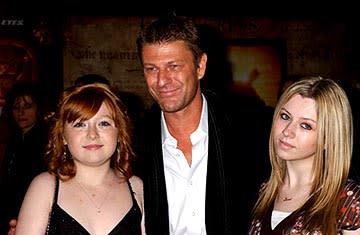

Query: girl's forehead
[283,94,317,121]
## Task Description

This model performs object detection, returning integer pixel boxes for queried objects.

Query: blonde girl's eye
[300,122,312,130]
[280,112,290,121]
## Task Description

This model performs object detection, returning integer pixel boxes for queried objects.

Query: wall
[63,15,358,108]
[1,13,355,110]
[0,14,64,111]
[63,16,154,108]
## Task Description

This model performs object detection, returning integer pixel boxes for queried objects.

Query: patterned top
[248,179,360,235]
[46,177,142,235]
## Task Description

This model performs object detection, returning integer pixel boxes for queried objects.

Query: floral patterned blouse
[248,179,360,235]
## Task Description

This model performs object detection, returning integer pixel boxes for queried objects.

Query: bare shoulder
[31,172,55,185]
[129,175,144,200]
[27,172,56,195]
[128,175,144,213]
[129,175,143,185]
[129,175,143,191]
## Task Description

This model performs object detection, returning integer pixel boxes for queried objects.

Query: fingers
[7,219,17,235]
[9,219,17,227]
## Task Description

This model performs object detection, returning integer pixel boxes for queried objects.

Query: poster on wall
[62,16,156,110]
[226,39,287,107]
[0,40,38,108]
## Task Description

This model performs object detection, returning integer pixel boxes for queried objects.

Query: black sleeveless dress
[46,177,142,235]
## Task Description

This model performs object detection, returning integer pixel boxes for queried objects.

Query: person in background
[248,76,360,234]
[15,83,145,234]
[0,81,50,235]
[74,73,145,132]
[276,74,304,100]
[134,14,271,234]
[73,73,111,87]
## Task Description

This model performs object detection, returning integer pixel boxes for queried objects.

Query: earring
[62,148,67,162]
[62,146,72,162]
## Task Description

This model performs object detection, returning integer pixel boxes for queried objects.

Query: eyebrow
[13,102,33,107]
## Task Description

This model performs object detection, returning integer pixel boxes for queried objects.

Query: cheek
[298,135,317,154]
[145,75,156,86]
[27,110,38,121]
[108,132,119,149]
[65,135,82,157]
[305,136,317,150]
[272,122,283,137]
[63,129,77,147]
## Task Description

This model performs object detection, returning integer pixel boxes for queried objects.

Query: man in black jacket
[134,15,272,235]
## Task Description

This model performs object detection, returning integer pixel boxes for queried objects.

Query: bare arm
[343,228,360,235]
[16,172,55,235]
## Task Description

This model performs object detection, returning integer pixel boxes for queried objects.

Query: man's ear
[197,53,207,80]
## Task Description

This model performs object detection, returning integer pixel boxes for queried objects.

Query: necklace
[280,185,324,203]
[283,197,292,201]
[75,178,114,213]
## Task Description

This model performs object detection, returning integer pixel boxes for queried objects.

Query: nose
[87,124,98,140]
[13,107,25,116]
[157,68,171,86]
[282,122,295,138]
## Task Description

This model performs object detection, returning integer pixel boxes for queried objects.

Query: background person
[0,81,50,235]
[74,73,145,133]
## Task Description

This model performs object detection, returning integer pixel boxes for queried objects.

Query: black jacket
[134,90,272,235]
[0,121,49,234]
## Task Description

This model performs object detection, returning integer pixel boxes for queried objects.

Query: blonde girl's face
[63,102,119,167]
[273,94,318,162]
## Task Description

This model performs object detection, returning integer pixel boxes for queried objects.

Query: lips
[83,144,103,150]
[157,89,177,98]
[279,139,294,149]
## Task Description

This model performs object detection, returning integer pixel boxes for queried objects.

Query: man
[134,15,271,235]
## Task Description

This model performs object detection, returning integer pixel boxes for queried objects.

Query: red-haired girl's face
[63,102,119,168]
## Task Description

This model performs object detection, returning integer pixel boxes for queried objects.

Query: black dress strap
[53,177,59,203]
[46,177,59,235]
[127,180,137,202]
